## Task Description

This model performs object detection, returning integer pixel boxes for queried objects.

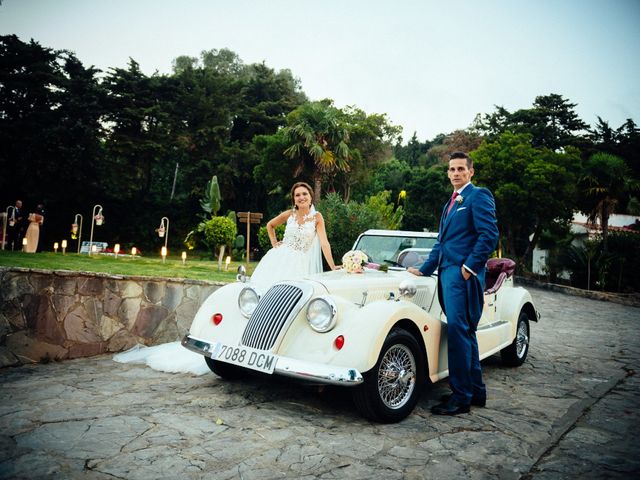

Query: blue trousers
[439,265,485,405]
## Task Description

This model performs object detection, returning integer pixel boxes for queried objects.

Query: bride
[114,181,339,375]
[250,181,339,286]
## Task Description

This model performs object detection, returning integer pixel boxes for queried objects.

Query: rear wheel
[500,310,530,366]
[352,328,425,423]
[205,356,247,379]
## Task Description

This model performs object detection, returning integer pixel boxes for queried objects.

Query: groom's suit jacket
[419,183,499,325]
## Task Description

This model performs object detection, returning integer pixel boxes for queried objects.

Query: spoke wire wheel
[501,310,531,367]
[377,343,416,409]
[516,318,530,359]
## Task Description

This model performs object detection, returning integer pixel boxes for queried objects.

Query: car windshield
[353,234,437,266]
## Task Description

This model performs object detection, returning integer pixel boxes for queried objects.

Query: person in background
[6,199,25,250]
[24,203,44,253]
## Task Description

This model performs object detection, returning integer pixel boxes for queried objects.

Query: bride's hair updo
[290,182,314,209]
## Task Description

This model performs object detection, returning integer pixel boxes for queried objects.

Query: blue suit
[418,183,499,405]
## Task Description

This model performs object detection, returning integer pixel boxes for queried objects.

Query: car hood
[300,268,433,305]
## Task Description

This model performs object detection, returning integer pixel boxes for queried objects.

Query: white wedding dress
[113,206,324,375]
[113,342,210,375]
[250,206,323,288]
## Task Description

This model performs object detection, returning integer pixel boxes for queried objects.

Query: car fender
[189,282,248,340]
[495,286,537,339]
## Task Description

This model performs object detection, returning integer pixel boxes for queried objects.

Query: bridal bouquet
[342,250,368,273]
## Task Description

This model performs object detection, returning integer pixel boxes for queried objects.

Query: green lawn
[0,250,257,283]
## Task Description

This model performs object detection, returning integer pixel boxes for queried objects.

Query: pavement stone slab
[0,286,639,479]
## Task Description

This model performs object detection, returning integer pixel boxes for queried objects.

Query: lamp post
[181,251,187,265]
[158,216,169,251]
[2,205,16,251]
[114,243,120,258]
[53,242,59,253]
[88,205,103,256]
[72,213,83,254]
[22,237,27,252]
[61,240,67,255]
[161,246,167,264]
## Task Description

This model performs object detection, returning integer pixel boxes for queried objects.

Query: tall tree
[334,106,401,201]
[578,152,636,252]
[402,164,450,232]
[0,35,105,246]
[426,129,483,164]
[281,100,351,198]
[477,94,588,150]
[0,35,64,199]
[473,131,581,262]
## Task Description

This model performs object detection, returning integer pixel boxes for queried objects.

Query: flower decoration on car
[342,250,368,273]
[365,262,389,273]
[455,195,464,204]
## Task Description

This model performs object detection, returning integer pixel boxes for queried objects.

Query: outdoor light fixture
[181,251,187,265]
[61,240,67,255]
[225,255,231,271]
[131,247,137,257]
[158,216,169,257]
[88,205,103,256]
[72,213,83,253]
[22,237,27,252]
[161,246,167,263]
[54,242,59,253]
[114,243,120,258]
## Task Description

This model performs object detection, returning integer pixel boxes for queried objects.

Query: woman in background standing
[24,204,44,253]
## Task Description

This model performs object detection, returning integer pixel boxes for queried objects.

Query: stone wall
[0,267,222,368]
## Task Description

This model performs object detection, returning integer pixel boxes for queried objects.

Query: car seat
[484,258,516,294]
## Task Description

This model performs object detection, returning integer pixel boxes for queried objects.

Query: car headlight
[306,297,337,332]
[238,287,260,317]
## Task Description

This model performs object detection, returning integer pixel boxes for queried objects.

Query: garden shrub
[258,224,285,254]
[318,191,402,260]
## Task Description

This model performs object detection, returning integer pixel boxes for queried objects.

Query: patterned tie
[446,191,459,216]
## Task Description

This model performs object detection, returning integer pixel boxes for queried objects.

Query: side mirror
[236,265,248,283]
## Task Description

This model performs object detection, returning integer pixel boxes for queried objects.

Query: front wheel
[352,328,425,423]
[205,356,247,379]
[500,310,530,367]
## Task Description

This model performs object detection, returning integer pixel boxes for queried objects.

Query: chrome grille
[241,283,305,350]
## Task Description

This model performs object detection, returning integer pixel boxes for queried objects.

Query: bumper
[182,334,364,386]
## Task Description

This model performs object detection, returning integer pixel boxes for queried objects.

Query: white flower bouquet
[342,250,368,273]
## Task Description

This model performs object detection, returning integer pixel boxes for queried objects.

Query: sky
[1,0,639,142]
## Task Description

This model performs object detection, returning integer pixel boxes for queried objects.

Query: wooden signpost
[237,212,263,266]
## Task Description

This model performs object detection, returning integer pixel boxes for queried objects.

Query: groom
[409,151,499,415]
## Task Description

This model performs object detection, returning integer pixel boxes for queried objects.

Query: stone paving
[1,287,639,479]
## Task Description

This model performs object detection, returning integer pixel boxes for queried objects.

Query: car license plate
[209,342,277,374]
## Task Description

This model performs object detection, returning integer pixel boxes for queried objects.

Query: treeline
[0,35,399,255]
[1,35,639,291]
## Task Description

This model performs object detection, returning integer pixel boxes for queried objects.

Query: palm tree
[281,100,350,198]
[580,152,635,252]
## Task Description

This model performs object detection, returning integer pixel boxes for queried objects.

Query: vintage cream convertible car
[183,229,538,422]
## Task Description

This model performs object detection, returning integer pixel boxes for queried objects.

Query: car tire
[205,356,247,379]
[352,328,425,423]
[500,310,530,367]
